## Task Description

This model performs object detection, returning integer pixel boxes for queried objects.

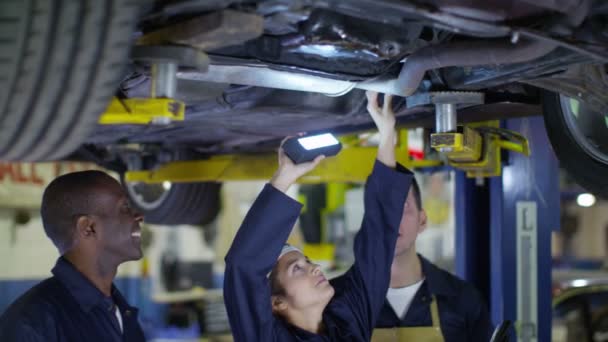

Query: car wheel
[125,180,222,226]
[542,91,608,197]
[0,0,141,161]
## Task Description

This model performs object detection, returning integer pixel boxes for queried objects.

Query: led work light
[283,133,342,164]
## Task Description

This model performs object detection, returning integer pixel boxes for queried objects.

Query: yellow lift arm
[99,98,530,183]
[125,145,441,184]
[122,123,530,184]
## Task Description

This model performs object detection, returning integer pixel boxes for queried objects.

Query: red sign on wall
[0,162,107,208]
[0,163,44,185]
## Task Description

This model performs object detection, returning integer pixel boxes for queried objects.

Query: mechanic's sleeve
[335,160,412,336]
[465,286,494,342]
[0,320,48,342]
[223,184,303,342]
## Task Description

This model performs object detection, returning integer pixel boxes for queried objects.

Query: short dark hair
[411,176,422,211]
[40,170,115,253]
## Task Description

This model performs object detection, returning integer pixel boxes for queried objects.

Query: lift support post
[456,116,559,341]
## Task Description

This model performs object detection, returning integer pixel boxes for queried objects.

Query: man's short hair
[411,176,422,211]
[40,170,115,253]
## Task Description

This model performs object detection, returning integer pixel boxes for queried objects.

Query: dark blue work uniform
[223,161,412,341]
[332,255,493,341]
[0,257,145,342]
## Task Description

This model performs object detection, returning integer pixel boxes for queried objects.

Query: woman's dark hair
[269,263,285,296]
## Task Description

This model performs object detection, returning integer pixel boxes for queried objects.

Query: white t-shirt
[386,279,425,319]
[115,307,123,334]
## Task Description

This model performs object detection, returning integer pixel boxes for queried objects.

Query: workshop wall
[342,171,456,269]
[215,181,303,270]
[144,223,217,295]
[568,201,608,260]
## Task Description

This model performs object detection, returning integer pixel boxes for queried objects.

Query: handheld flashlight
[283,133,342,164]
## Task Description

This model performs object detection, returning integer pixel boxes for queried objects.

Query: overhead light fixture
[571,279,589,287]
[576,193,596,207]
[283,133,342,164]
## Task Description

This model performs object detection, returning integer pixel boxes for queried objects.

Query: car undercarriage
[1,0,607,222]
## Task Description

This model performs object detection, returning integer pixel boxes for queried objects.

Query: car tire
[0,0,141,161]
[125,181,222,226]
[542,91,608,198]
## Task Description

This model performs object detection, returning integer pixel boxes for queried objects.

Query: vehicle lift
[98,45,559,342]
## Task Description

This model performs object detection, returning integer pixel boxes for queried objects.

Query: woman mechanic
[223,91,414,341]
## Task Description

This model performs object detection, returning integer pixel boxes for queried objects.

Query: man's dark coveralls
[0,257,146,342]
[331,254,494,341]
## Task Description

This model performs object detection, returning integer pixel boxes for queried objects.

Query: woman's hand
[270,137,325,193]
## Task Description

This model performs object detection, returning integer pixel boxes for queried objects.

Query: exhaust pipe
[396,38,557,96]
[178,64,360,97]
[179,39,556,97]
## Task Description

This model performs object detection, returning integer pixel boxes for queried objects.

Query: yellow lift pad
[99,98,185,125]
[431,121,530,178]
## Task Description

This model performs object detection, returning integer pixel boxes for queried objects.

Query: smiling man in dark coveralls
[0,171,146,342]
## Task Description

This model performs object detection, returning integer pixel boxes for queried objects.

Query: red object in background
[409,148,425,160]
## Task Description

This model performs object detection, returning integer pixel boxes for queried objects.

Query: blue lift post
[456,116,560,341]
